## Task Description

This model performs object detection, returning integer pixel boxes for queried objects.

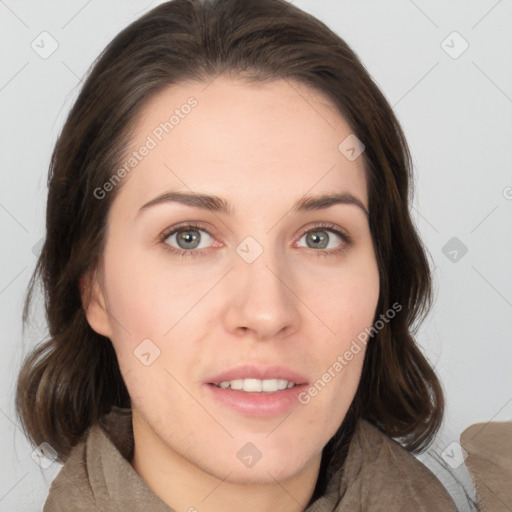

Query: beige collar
[44,407,459,511]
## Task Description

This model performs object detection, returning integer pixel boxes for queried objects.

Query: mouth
[204,364,309,416]
[209,378,301,394]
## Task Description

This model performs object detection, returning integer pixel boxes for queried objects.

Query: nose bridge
[224,231,300,339]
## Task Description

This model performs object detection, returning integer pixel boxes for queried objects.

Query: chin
[210,459,308,485]
[198,437,320,485]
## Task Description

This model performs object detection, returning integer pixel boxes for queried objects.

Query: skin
[82,75,380,512]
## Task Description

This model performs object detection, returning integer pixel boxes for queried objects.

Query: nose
[223,243,301,341]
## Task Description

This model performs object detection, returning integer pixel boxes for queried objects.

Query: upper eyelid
[160,221,214,240]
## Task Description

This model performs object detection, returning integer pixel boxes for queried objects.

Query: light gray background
[1,1,511,510]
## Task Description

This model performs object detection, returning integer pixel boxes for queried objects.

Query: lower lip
[204,383,308,417]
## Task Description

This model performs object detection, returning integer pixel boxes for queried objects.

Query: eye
[159,221,352,259]
[295,223,352,256]
[160,222,217,258]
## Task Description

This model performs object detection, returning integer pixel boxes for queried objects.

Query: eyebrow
[135,190,369,219]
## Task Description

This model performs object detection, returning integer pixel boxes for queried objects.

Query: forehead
[113,75,367,214]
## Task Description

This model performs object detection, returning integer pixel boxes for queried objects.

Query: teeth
[215,378,296,393]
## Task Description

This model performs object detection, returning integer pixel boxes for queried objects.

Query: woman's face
[83,75,379,484]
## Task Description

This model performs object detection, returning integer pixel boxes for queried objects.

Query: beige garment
[460,421,512,512]
[43,407,511,511]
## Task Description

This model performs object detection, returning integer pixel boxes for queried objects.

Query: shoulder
[460,420,512,511]
[335,418,457,511]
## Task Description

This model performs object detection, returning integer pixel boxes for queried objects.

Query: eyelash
[158,221,352,259]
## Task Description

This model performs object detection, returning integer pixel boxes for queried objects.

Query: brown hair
[17,0,442,470]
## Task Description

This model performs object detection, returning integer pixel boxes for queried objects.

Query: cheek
[298,292,373,437]
[300,244,380,336]
[100,241,202,338]
[341,241,380,326]
[298,246,379,409]
[99,246,213,396]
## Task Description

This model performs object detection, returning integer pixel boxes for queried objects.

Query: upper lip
[206,364,308,385]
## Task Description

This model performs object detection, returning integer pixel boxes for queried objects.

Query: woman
[16,0,499,510]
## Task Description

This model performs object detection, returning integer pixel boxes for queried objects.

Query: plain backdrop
[1,0,511,510]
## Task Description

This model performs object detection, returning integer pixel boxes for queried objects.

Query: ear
[79,266,112,338]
